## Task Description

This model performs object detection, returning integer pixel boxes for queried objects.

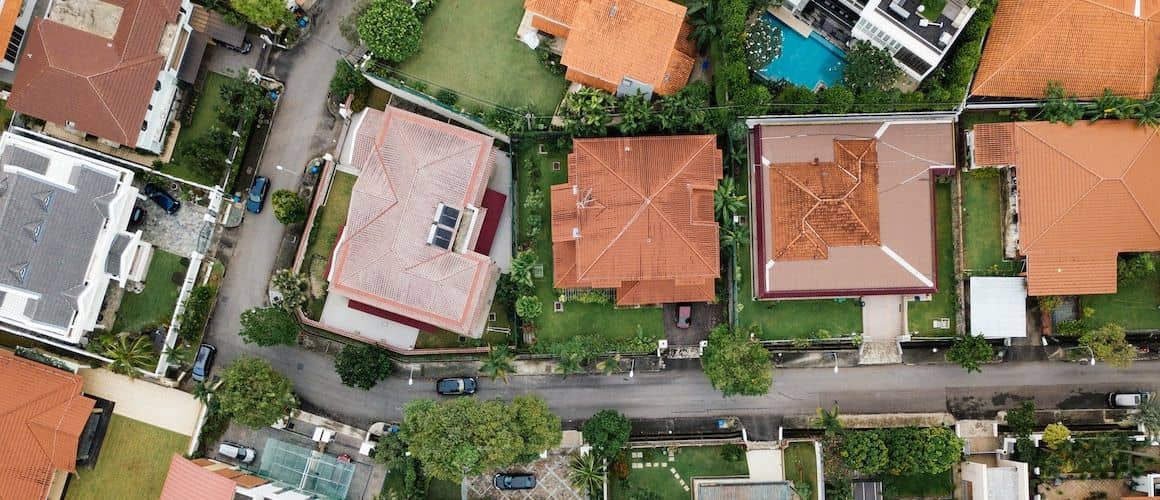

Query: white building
[0,131,152,343]
[961,459,1030,500]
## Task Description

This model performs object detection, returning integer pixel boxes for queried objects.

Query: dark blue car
[246,176,270,214]
[143,183,180,214]
[191,343,216,382]
[435,377,477,396]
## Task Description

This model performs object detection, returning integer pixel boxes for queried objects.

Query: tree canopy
[334,343,394,390]
[581,410,632,461]
[1080,323,1135,368]
[701,325,772,396]
[272,190,307,225]
[946,333,993,373]
[230,0,288,27]
[358,0,422,63]
[217,356,298,428]
[842,41,902,94]
[239,306,300,346]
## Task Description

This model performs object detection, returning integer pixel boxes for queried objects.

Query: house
[164,443,356,499]
[780,0,975,82]
[971,121,1160,296]
[0,349,98,500]
[550,135,722,306]
[972,0,1160,100]
[520,0,695,97]
[747,114,955,299]
[0,131,153,344]
[693,477,795,500]
[0,0,39,72]
[7,0,194,154]
[961,459,1030,500]
[327,107,502,343]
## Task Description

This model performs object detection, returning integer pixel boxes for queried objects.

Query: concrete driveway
[79,367,205,438]
[662,302,723,345]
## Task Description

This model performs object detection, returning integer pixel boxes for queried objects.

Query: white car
[218,441,256,463]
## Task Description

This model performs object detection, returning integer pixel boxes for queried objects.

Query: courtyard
[111,250,186,335]
[65,415,190,500]
[610,446,750,499]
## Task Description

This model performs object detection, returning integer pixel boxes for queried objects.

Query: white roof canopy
[969,277,1028,338]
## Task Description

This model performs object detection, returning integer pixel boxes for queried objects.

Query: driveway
[464,450,585,500]
[137,191,210,256]
[663,302,723,345]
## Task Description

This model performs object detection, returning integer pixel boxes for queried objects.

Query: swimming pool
[757,13,846,90]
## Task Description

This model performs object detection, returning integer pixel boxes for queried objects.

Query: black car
[143,183,181,214]
[191,343,216,382]
[128,205,146,229]
[494,472,535,490]
[435,377,477,396]
[218,37,253,54]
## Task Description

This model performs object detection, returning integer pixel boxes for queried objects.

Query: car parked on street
[1108,391,1149,408]
[218,441,256,463]
[245,176,270,213]
[143,183,180,214]
[494,472,535,490]
[191,343,216,382]
[436,377,477,396]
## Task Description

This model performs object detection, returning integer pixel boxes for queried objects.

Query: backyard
[166,72,231,185]
[1083,274,1160,331]
[882,471,954,498]
[112,250,186,334]
[908,182,957,335]
[611,446,750,500]
[961,170,1013,274]
[783,442,819,500]
[516,141,664,349]
[395,0,566,114]
[303,171,357,319]
[65,415,190,500]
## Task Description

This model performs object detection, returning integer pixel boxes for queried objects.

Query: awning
[177,32,209,84]
[189,5,247,48]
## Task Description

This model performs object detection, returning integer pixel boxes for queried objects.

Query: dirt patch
[48,0,123,38]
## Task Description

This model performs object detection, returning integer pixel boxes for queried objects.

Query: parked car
[191,343,216,382]
[435,377,477,396]
[218,37,252,54]
[143,183,180,214]
[676,305,692,329]
[218,441,256,463]
[1108,391,1149,408]
[494,472,535,490]
[245,176,270,213]
[128,205,146,229]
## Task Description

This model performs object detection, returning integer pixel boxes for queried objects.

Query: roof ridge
[576,140,648,200]
[1015,125,1105,252]
[971,1,1080,94]
[644,203,718,276]
[1120,129,1160,237]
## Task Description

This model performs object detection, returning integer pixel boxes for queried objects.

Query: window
[141,120,149,131]
[855,19,903,54]
[154,80,161,91]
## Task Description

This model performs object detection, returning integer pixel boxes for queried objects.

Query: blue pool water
[757,13,846,90]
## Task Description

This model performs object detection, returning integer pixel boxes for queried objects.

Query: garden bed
[908,182,957,335]
[166,73,231,185]
[961,170,1013,274]
[112,250,186,334]
[610,446,750,500]
[303,171,358,320]
[65,415,189,500]
[784,442,819,500]
[882,471,954,497]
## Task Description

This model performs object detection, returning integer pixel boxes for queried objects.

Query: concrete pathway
[79,368,205,436]
[860,295,905,365]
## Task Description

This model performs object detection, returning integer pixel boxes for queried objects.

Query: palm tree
[686,0,720,52]
[192,380,214,405]
[714,178,747,223]
[480,345,517,383]
[1086,88,1132,121]
[719,223,750,249]
[1132,392,1160,438]
[556,352,584,379]
[595,354,621,375]
[568,453,604,498]
[100,334,154,378]
[163,342,194,367]
[814,404,842,435]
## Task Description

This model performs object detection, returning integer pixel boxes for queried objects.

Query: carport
[257,438,356,499]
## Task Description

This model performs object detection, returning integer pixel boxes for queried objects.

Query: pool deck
[769,6,813,38]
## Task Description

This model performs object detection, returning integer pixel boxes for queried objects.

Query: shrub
[1042,422,1071,449]
[817,85,855,114]
[774,85,817,114]
[330,60,370,100]
[435,89,459,106]
[358,0,422,63]
[178,286,216,342]
[515,295,543,320]
[271,189,307,225]
[412,0,437,18]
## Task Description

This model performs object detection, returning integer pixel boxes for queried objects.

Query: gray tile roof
[0,158,119,329]
[105,233,133,277]
[1,146,49,175]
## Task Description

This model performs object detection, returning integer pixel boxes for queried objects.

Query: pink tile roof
[160,455,235,500]
[329,108,500,337]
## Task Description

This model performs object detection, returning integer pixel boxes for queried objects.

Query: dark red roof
[347,299,440,333]
[473,189,507,256]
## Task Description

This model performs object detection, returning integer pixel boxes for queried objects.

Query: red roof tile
[160,455,235,500]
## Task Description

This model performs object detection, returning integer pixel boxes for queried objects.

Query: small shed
[189,5,247,48]
[969,276,1028,338]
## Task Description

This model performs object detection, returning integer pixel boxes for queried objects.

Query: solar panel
[438,206,461,227]
[433,227,453,249]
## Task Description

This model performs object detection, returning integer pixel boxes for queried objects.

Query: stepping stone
[670,467,677,474]
[683,485,690,492]
[632,463,643,469]
[632,452,643,459]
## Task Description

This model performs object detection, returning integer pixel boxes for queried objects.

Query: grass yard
[396,0,566,113]
[304,171,358,319]
[882,471,954,498]
[65,415,189,500]
[961,170,1010,274]
[783,442,819,500]
[517,141,664,349]
[166,72,232,185]
[908,182,957,335]
[426,479,460,499]
[611,446,750,500]
[112,250,186,334]
[1083,277,1160,331]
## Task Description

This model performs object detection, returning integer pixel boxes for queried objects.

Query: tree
[100,334,154,377]
[230,0,288,27]
[701,325,773,396]
[743,21,781,69]
[1131,392,1160,438]
[330,60,370,100]
[560,87,613,137]
[239,306,300,346]
[815,404,843,435]
[511,395,563,457]
[840,430,888,475]
[568,453,604,497]
[218,76,273,128]
[817,85,855,114]
[556,351,584,379]
[685,0,721,52]
[719,223,749,249]
[515,296,543,320]
[946,333,993,373]
[1080,323,1135,368]
[176,127,230,174]
[1040,81,1083,125]
[271,269,309,311]
[216,356,298,428]
[774,85,817,114]
[617,92,655,135]
[732,84,772,116]
[510,250,539,289]
[842,41,901,94]
[1005,401,1037,438]
[581,410,631,462]
[882,427,963,476]
[334,343,394,390]
[1042,422,1071,449]
[271,189,307,225]
[714,177,747,223]
[163,342,195,367]
[479,345,517,382]
[358,0,422,63]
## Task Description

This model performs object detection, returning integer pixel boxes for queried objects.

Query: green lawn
[112,250,186,334]
[166,72,232,185]
[1083,276,1160,331]
[961,170,1010,274]
[396,0,566,113]
[426,479,460,499]
[66,415,189,500]
[882,471,954,498]
[611,446,750,500]
[784,442,818,500]
[517,141,664,349]
[908,182,957,335]
[304,171,358,319]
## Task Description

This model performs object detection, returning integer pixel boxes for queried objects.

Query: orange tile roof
[0,0,23,61]
[973,121,1160,295]
[550,135,722,306]
[160,455,235,500]
[526,0,693,95]
[330,107,500,337]
[0,350,95,500]
[971,0,1160,99]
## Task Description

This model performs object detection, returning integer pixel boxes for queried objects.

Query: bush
[1042,422,1071,449]
[330,60,370,100]
[817,85,855,114]
[358,0,422,63]
[272,189,307,225]
[515,295,543,320]
[435,89,459,106]
[412,0,437,18]
[774,85,817,114]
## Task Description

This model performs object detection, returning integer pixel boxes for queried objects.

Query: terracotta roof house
[521,0,695,97]
[0,0,39,71]
[550,135,722,305]
[0,131,153,344]
[0,349,97,500]
[8,0,194,153]
[328,107,501,341]
[160,455,235,500]
[747,115,956,299]
[971,0,1160,99]
[971,120,1160,296]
